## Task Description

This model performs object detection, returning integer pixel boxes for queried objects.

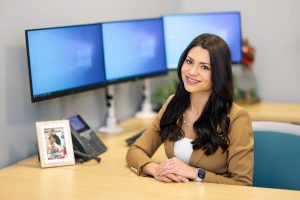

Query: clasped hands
[153,157,197,183]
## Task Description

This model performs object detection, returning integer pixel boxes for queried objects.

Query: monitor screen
[26,24,106,102]
[102,18,167,82]
[163,12,243,69]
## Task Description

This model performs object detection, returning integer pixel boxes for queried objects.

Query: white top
[174,137,193,164]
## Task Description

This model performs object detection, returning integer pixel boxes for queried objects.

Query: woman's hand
[142,162,189,183]
[156,157,198,180]
[153,172,189,183]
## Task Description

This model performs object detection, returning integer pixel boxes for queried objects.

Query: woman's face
[181,46,212,94]
[49,136,55,145]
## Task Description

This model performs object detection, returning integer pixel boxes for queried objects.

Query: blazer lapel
[164,139,174,158]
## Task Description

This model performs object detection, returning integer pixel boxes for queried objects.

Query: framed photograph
[36,120,75,168]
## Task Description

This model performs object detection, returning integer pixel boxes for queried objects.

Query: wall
[180,0,300,103]
[0,0,180,168]
[1,0,300,168]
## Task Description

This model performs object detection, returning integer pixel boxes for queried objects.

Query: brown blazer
[126,95,254,186]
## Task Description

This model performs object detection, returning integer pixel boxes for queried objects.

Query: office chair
[252,121,300,190]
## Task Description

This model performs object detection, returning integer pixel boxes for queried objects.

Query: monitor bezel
[25,23,108,103]
[101,17,168,85]
[162,11,243,67]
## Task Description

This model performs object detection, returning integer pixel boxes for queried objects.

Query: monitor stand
[98,85,123,134]
[135,78,156,118]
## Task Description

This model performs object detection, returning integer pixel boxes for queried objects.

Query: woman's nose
[189,65,199,76]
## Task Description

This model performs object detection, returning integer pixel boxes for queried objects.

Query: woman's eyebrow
[200,62,210,66]
[186,55,194,61]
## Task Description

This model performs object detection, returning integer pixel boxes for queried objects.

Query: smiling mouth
[186,75,201,84]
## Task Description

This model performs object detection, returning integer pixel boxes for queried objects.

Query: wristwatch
[195,168,206,182]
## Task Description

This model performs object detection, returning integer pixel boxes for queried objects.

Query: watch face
[198,168,206,179]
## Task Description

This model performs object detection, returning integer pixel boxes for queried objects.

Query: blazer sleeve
[126,95,174,175]
[204,108,254,186]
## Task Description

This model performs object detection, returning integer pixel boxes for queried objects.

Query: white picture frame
[36,120,75,168]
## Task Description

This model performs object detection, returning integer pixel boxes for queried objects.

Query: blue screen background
[27,24,106,97]
[102,19,167,81]
[163,12,242,69]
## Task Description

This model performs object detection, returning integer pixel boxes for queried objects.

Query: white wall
[0,0,180,168]
[180,0,300,103]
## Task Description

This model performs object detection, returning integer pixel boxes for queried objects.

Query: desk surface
[237,101,300,123]
[1,117,300,200]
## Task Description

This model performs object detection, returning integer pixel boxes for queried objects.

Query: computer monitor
[25,23,106,102]
[163,11,243,69]
[102,18,167,83]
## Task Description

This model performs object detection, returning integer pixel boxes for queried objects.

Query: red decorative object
[242,38,255,67]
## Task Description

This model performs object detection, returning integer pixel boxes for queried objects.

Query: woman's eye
[201,65,210,70]
[185,59,192,64]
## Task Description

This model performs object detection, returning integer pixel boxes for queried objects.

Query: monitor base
[135,79,157,118]
[99,85,123,134]
[98,116,123,134]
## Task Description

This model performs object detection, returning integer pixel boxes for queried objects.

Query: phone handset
[73,150,101,163]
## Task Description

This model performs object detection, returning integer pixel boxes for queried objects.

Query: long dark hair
[159,33,233,155]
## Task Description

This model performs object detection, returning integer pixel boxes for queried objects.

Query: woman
[126,33,253,186]
[47,135,64,160]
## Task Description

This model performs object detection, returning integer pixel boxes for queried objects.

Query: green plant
[152,78,179,111]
